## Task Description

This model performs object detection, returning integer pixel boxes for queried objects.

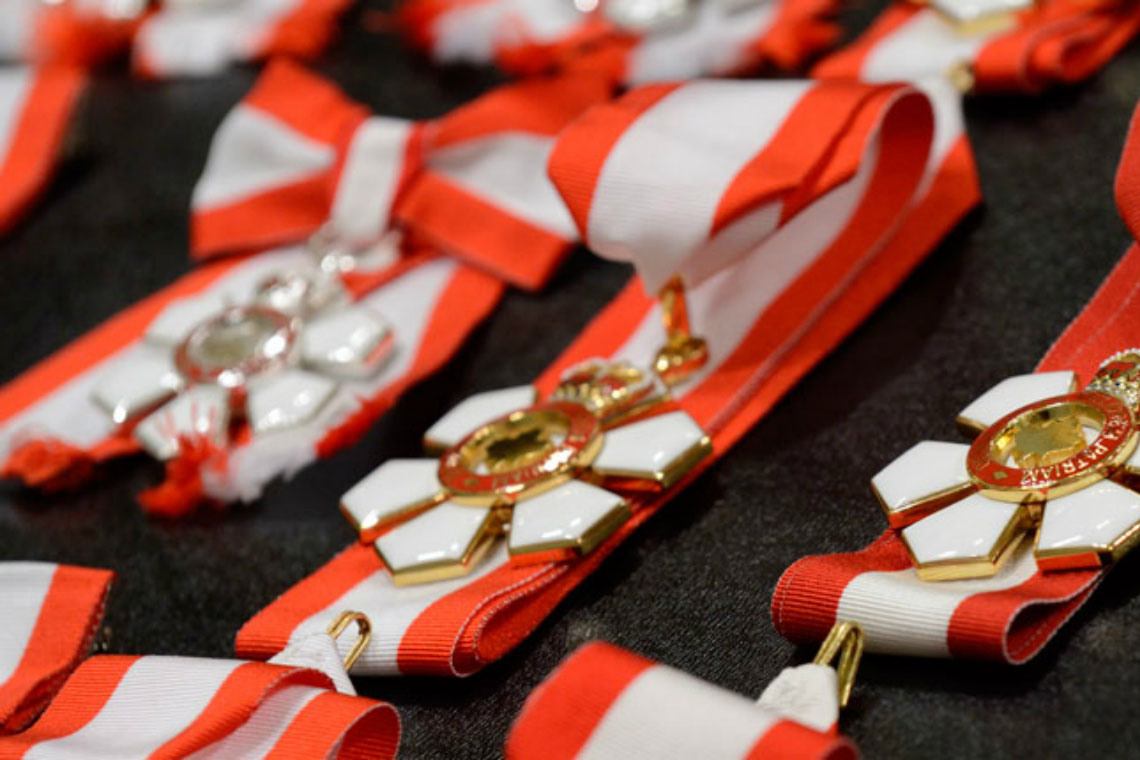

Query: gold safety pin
[812,621,864,709]
[326,610,372,672]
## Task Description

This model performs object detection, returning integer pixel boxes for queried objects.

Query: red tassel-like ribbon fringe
[1,438,97,493]
[1,435,139,493]
[138,436,227,518]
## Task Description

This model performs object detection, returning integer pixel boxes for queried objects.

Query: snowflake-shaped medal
[340,360,713,585]
[872,350,1140,581]
[91,243,395,463]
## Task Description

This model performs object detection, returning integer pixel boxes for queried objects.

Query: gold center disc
[438,400,602,506]
[966,391,1139,502]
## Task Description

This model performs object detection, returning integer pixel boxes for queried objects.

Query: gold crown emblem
[551,360,670,427]
[1087,349,1140,411]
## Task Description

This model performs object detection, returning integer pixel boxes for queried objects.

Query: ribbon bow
[193,59,610,291]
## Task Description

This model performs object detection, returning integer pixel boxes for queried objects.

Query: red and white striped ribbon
[0,563,113,735]
[0,649,400,758]
[804,1,1140,415]
[0,0,137,67]
[234,78,941,676]
[132,0,350,78]
[193,60,606,290]
[0,0,351,75]
[400,0,841,84]
[814,0,1140,94]
[0,65,85,238]
[505,642,856,760]
[771,98,1140,664]
[0,246,503,506]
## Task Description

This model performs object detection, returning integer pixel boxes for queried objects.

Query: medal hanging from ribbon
[399,0,841,84]
[0,563,113,736]
[772,99,1140,663]
[0,610,401,758]
[505,623,864,760]
[0,62,608,515]
[233,77,943,676]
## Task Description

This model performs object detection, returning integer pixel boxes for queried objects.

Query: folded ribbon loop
[193,60,609,290]
[505,642,857,760]
[0,563,114,735]
[549,78,933,293]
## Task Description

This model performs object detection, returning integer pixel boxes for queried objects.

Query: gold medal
[872,350,1140,580]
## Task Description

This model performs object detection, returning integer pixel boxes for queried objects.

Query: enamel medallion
[91,238,395,461]
[341,360,713,585]
[872,351,1140,580]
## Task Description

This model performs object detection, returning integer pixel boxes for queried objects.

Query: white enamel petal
[375,501,494,576]
[246,369,339,436]
[1037,480,1140,561]
[91,353,184,425]
[144,293,228,347]
[902,492,1021,568]
[301,306,394,378]
[509,480,629,557]
[423,385,538,451]
[871,441,973,526]
[133,385,229,461]
[341,459,444,538]
[590,411,710,488]
[957,371,1076,432]
[930,0,1030,24]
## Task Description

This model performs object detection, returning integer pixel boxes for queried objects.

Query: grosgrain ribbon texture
[0,563,113,736]
[505,642,856,760]
[0,656,399,758]
[233,78,953,677]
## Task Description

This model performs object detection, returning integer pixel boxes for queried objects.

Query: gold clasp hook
[325,611,372,672]
[812,621,864,709]
[654,276,709,387]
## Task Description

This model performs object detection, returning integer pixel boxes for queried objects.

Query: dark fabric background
[2,3,1140,757]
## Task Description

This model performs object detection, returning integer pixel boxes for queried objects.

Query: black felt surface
[3,4,1140,757]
